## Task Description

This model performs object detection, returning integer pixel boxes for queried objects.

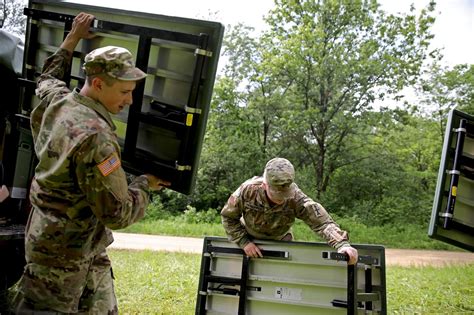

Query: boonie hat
[83,46,147,81]
[264,157,296,199]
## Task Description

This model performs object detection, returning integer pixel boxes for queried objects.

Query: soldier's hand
[0,185,9,202]
[145,174,171,191]
[338,246,358,265]
[61,13,95,52]
[243,242,263,258]
[71,12,96,40]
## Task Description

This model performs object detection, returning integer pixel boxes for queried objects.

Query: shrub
[181,206,221,224]
[144,194,172,221]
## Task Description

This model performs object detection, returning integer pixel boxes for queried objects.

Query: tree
[418,63,474,140]
[221,23,293,158]
[260,0,437,199]
[193,76,265,209]
[192,23,293,210]
[1,0,27,37]
[325,108,440,225]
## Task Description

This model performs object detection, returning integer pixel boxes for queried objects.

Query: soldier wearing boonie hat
[221,157,359,264]
[83,46,147,81]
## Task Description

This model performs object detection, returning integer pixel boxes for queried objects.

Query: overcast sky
[69,0,473,68]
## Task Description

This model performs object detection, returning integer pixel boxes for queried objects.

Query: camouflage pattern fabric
[12,48,151,313]
[263,157,296,199]
[12,251,117,314]
[83,46,146,81]
[221,176,350,249]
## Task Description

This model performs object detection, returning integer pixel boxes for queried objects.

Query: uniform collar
[72,88,116,131]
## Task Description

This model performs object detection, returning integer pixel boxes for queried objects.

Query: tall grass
[109,249,474,314]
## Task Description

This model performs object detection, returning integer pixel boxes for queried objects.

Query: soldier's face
[99,80,137,114]
[264,183,286,205]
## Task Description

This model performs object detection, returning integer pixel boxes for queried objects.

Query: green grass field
[109,249,474,314]
[119,218,460,250]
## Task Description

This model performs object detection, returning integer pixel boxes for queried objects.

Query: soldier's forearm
[60,32,82,54]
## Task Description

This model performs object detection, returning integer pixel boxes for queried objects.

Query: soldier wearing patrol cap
[221,157,359,264]
[11,13,170,314]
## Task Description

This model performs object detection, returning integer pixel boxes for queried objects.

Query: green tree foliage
[419,63,474,139]
[325,108,440,225]
[156,1,450,231]
[192,75,265,210]
[191,24,287,210]
[187,0,443,227]
[1,0,27,37]
[262,0,437,198]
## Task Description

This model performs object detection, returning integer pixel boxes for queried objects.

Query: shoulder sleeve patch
[97,152,121,176]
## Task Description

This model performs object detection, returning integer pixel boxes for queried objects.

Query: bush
[143,194,170,221]
[181,206,221,224]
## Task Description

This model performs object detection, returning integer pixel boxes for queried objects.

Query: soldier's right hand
[145,174,171,191]
[60,13,96,52]
[243,242,263,258]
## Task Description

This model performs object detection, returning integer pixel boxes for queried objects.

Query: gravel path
[110,232,474,267]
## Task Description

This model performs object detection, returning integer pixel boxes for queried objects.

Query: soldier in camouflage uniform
[221,157,359,264]
[11,13,170,314]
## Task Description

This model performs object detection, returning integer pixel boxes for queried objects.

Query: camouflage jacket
[26,48,150,266]
[221,176,350,249]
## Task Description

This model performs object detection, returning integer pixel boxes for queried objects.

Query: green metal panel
[429,109,474,251]
[196,237,387,314]
[23,0,224,194]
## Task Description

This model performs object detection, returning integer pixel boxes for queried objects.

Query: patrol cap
[263,157,296,199]
[83,46,147,81]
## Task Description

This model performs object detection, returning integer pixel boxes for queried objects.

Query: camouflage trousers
[10,251,117,314]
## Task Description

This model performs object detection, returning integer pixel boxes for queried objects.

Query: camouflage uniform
[221,158,351,250]
[12,47,149,314]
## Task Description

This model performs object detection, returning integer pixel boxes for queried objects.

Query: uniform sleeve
[36,48,73,105]
[74,133,151,230]
[221,186,251,248]
[294,191,351,249]
[31,49,74,141]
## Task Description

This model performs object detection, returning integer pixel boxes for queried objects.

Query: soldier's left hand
[145,174,171,191]
[338,246,358,265]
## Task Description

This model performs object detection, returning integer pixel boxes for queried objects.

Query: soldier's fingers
[245,248,255,258]
[159,180,171,187]
[345,248,358,265]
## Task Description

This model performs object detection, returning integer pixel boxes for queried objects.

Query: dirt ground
[110,232,474,267]
[384,248,473,267]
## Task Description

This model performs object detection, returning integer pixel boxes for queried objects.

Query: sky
[69,0,474,68]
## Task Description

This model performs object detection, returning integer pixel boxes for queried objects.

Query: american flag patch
[97,153,121,176]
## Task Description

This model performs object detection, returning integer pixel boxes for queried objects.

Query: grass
[387,265,474,313]
[120,220,225,239]
[119,217,461,251]
[109,249,474,314]
[110,250,200,314]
